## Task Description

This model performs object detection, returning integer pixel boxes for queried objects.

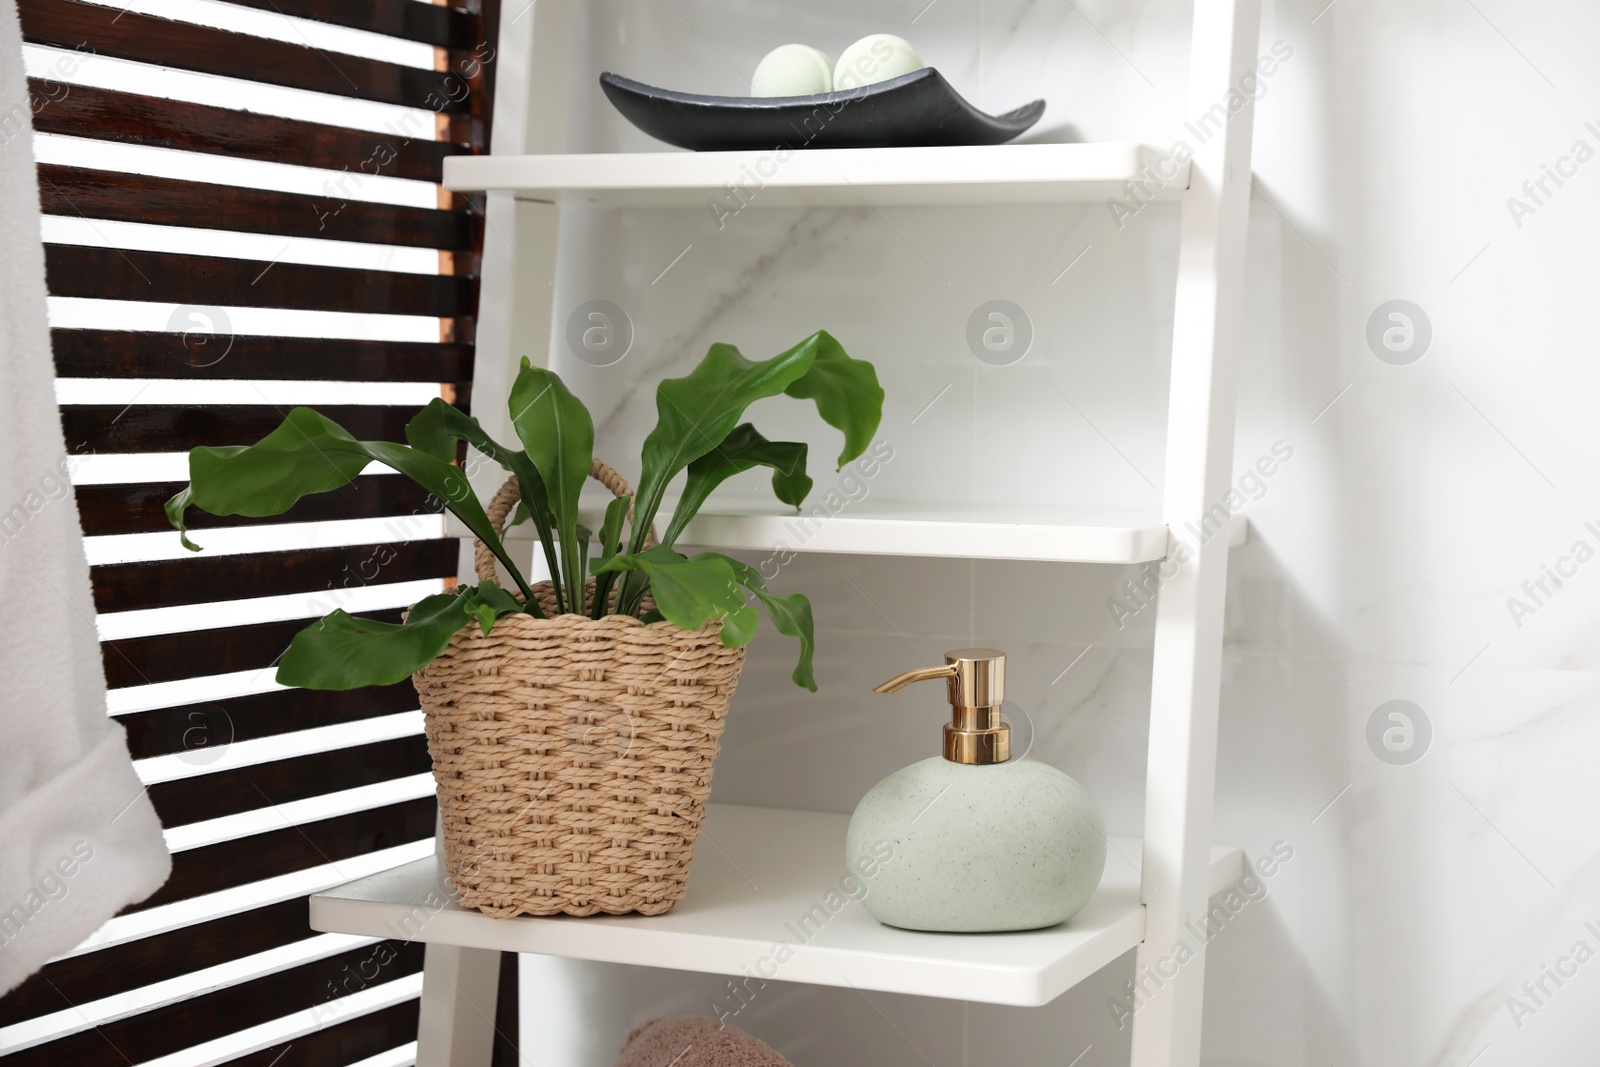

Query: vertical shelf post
[416,944,503,1067]
[469,0,577,462]
[419,5,579,1065]
[1132,0,1261,1065]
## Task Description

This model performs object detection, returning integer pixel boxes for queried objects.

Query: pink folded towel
[614,1017,793,1067]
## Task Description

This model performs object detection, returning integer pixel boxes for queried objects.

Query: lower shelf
[310,804,1244,1007]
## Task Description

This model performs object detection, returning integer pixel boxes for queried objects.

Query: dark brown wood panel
[3,940,424,1067]
[44,246,478,317]
[54,329,474,383]
[20,0,471,112]
[38,166,474,250]
[91,538,459,613]
[117,682,420,760]
[149,735,432,828]
[102,609,407,689]
[62,402,422,453]
[216,0,474,50]
[26,0,499,1058]
[219,1001,422,1067]
[479,0,502,142]
[492,950,520,1067]
[128,797,436,912]
[29,80,460,182]
[77,476,444,537]
[0,898,315,1027]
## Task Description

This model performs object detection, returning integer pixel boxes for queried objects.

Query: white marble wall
[521,1,1600,1064]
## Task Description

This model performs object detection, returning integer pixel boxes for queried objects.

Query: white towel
[0,0,170,996]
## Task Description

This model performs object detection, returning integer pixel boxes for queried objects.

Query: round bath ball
[751,44,834,98]
[833,33,924,92]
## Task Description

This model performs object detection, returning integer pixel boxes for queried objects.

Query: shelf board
[451,503,1248,563]
[442,143,1186,207]
[311,804,1243,1008]
[459,501,1177,565]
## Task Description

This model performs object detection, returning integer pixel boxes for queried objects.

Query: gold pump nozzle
[875,648,1010,765]
[873,664,959,693]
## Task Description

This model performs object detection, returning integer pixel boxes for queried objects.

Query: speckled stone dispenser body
[846,757,1107,933]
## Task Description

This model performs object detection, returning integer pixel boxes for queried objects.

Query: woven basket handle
[473,458,656,584]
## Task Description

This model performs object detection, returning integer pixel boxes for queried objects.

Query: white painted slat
[40,216,442,276]
[347,1041,419,1067]
[163,773,436,854]
[90,0,434,68]
[0,933,374,1055]
[133,711,424,786]
[84,516,444,567]
[33,133,439,209]
[106,669,291,717]
[57,380,443,408]
[22,43,433,140]
[48,297,446,347]
[133,973,424,1067]
[95,577,447,644]
[61,839,435,960]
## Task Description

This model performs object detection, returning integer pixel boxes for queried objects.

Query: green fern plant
[167,330,883,693]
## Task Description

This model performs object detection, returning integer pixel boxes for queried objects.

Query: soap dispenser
[845,648,1107,933]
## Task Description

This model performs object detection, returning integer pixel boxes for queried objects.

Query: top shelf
[443,143,1185,208]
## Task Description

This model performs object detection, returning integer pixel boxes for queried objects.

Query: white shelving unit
[311,1,1263,1064]
[313,805,1244,1008]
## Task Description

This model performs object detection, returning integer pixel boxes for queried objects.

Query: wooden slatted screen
[0,1,517,1064]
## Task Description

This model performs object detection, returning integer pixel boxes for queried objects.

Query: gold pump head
[875,648,1010,765]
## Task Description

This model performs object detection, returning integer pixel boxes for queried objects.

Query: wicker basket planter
[413,464,746,917]
[166,335,876,915]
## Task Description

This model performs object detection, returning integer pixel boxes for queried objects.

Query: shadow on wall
[1213,529,1360,1064]
[519,951,1135,1067]
[1200,852,1355,1066]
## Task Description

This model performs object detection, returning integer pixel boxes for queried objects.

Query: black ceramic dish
[599,68,1045,152]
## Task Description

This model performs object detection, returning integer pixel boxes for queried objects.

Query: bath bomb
[833,33,924,91]
[751,44,834,98]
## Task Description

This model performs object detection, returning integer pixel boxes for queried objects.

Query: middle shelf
[449,501,1199,564]
[311,804,1245,1008]
[449,501,1248,565]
